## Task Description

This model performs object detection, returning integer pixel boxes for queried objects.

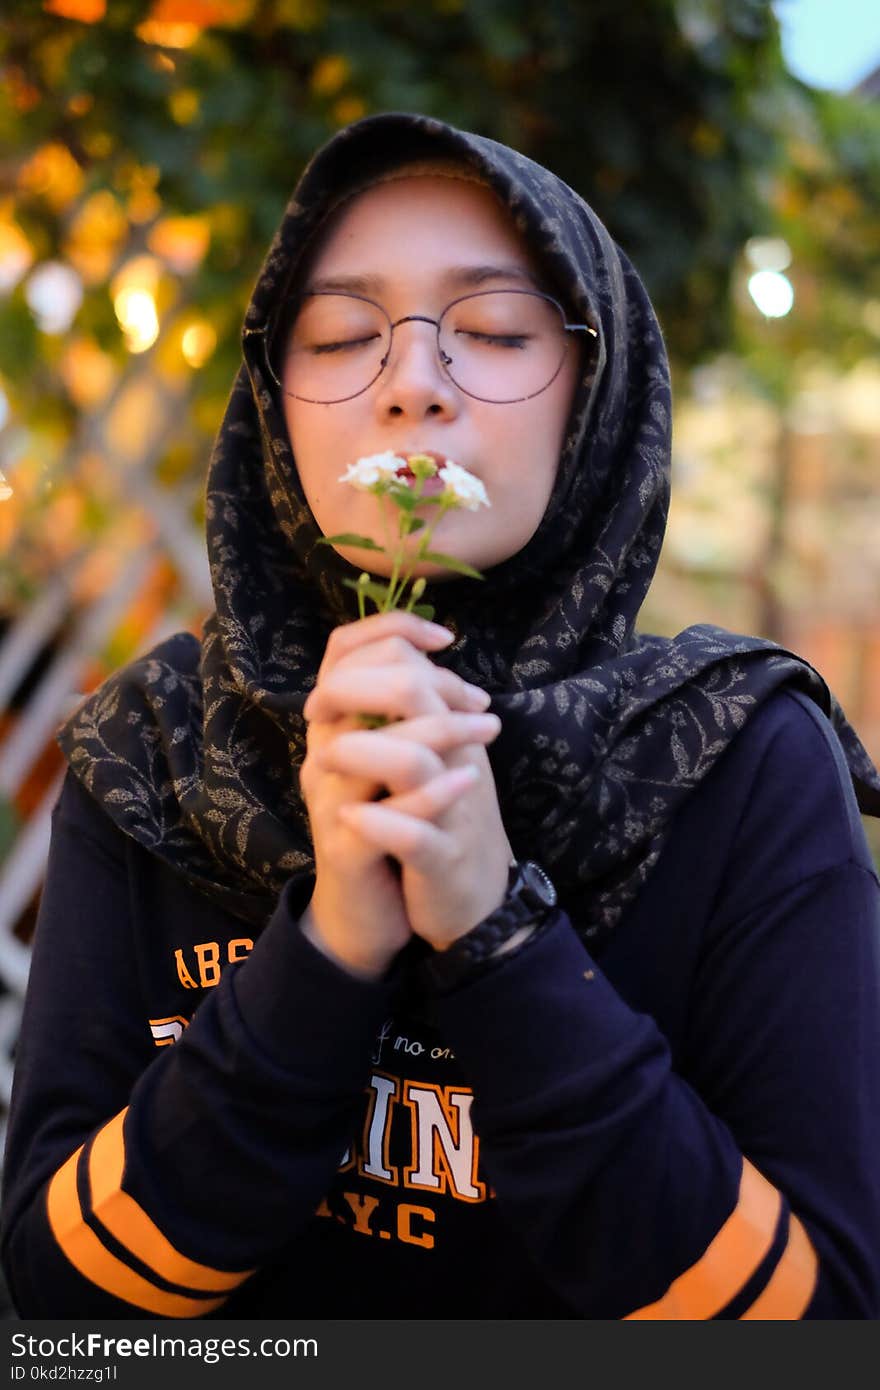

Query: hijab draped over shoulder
[56,112,880,952]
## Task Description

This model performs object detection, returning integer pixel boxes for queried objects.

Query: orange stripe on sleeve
[46,1145,226,1317]
[89,1108,255,1294]
[623,1156,782,1320]
[740,1213,819,1319]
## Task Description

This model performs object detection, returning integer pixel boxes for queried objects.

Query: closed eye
[458,332,531,349]
[310,335,382,355]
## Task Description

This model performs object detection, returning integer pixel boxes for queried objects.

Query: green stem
[400,514,442,610]
[385,476,424,611]
[383,481,454,611]
[382,517,405,612]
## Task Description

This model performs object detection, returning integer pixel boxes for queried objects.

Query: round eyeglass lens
[438,291,568,402]
[283,294,391,403]
[279,290,568,403]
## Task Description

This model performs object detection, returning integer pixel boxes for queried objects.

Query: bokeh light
[59,339,117,407]
[747,269,795,318]
[65,191,129,285]
[114,289,160,353]
[180,320,217,368]
[745,236,793,272]
[0,221,35,292]
[148,216,211,275]
[43,1,106,20]
[24,261,85,334]
[111,255,163,353]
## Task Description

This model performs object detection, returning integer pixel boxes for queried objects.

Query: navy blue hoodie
[2,687,879,1319]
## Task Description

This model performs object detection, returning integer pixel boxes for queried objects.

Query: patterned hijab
[56,112,880,953]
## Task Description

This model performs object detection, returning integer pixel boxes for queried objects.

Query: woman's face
[282,174,582,579]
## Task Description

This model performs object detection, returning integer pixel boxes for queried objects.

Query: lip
[394,448,480,479]
[393,450,455,497]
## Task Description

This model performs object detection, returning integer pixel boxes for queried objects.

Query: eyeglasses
[257,289,598,405]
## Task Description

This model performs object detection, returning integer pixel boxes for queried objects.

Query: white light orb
[747,270,794,319]
[744,237,792,272]
[24,261,84,334]
[114,287,160,352]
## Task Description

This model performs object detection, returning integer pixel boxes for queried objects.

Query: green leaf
[342,577,393,607]
[387,487,419,512]
[421,551,485,579]
[412,603,436,620]
[318,533,383,551]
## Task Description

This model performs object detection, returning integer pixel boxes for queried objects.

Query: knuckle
[405,745,440,784]
[299,754,318,795]
[397,669,423,705]
[402,824,433,864]
[325,626,344,659]
[388,634,411,658]
[319,666,343,699]
[377,634,413,665]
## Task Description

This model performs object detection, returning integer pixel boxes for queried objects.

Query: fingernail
[466,685,492,709]
[425,621,455,641]
[463,712,501,732]
[464,711,497,733]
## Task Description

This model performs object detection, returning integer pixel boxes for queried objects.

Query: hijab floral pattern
[56,113,880,953]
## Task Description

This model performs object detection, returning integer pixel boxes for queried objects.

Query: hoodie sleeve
[0,771,393,1319]
[430,691,880,1319]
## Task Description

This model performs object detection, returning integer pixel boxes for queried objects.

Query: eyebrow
[303,264,545,295]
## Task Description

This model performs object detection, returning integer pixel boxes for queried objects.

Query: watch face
[522,860,557,908]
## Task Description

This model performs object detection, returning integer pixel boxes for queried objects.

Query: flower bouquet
[319,450,490,622]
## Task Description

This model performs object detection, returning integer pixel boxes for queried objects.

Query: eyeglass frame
[247,288,599,406]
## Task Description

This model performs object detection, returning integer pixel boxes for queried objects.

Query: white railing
[0,354,212,1154]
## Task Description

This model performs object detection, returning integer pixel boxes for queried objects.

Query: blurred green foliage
[3,0,877,390]
[1,1,878,629]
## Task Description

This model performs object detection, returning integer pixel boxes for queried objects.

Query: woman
[2,111,879,1319]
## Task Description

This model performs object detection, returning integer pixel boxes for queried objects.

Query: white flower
[437,459,490,511]
[338,451,406,489]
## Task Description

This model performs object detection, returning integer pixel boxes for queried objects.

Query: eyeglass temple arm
[564,323,599,337]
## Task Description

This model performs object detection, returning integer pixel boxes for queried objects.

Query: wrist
[420,860,559,993]
[299,902,398,981]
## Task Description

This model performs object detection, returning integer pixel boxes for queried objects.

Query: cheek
[531,362,580,491]
[285,404,336,511]
[519,403,567,500]
[520,467,556,537]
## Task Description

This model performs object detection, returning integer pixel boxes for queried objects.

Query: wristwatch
[422,859,558,993]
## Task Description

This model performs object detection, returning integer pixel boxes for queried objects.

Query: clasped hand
[299,612,511,978]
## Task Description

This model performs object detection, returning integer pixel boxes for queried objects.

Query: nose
[373,316,459,418]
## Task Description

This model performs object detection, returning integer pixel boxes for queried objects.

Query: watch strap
[421,860,558,994]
